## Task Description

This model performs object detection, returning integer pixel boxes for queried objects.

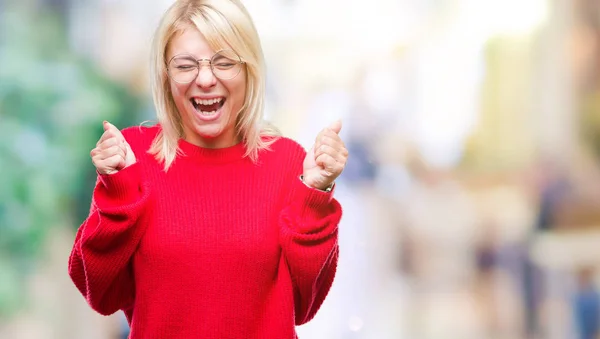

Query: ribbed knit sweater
[68,125,342,339]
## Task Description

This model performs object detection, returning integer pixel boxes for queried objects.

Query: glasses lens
[211,50,242,80]
[168,56,199,83]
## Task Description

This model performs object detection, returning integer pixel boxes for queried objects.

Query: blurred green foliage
[581,91,600,160]
[0,3,145,317]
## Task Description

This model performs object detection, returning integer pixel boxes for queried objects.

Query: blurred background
[2,0,600,338]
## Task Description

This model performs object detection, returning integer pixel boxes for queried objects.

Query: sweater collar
[177,138,246,164]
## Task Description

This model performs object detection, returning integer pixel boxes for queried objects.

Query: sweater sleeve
[278,144,342,325]
[68,161,151,316]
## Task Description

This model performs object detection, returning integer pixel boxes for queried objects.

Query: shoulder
[262,136,307,158]
[257,136,307,174]
[121,123,161,153]
[263,136,306,153]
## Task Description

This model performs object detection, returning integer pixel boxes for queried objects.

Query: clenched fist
[302,120,348,191]
[90,121,136,175]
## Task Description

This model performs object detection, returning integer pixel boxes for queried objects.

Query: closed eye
[214,63,235,69]
[176,65,197,71]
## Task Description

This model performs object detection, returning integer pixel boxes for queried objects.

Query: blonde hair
[149,0,280,170]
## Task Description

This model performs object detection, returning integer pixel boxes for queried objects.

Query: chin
[182,105,237,147]
[194,125,223,139]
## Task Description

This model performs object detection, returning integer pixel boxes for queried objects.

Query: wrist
[300,175,334,192]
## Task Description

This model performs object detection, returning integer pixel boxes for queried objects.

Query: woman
[67,0,348,338]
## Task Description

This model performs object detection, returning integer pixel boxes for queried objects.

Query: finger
[97,130,124,147]
[97,131,112,147]
[97,136,122,150]
[103,154,126,172]
[100,153,126,170]
[90,147,100,158]
[322,127,345,140]
[318,134,344,152]
[314,123,343,155]
[98,121,125,146]
[105,121,126,139]
[93,154,125,174]
[97,145,126,161]
[103,120,117,133]
[316,153,338,175]
[314,143,344,168]
[104,145,126,161]
[98,138,128,159]
[315,144,338,160]
[339,146,349,161]
[322,134,348,165]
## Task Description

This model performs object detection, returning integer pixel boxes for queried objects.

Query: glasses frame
[166,49,246,83]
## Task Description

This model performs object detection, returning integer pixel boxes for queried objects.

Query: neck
[183,130,240,149]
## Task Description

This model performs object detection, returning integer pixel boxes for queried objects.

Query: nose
[195,60,217,88]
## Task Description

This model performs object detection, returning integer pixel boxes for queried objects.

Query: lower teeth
[199,110,216,115]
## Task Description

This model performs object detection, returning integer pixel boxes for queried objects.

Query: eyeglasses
[167,49,245,83]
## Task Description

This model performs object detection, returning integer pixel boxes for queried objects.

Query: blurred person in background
[67,0,348,338]
[573,267,600,339]
[522,157,572,338]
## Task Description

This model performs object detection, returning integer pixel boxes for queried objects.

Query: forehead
[167,27,215,60]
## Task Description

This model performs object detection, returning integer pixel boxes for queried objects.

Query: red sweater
[68,125,341,339]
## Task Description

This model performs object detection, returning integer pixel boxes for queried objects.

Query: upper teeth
[194,98,222,105]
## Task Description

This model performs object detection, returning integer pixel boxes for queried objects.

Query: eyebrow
[172,55,199,61]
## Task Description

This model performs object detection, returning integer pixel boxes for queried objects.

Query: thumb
[103,120,111,132]
[327,119,342,134]
[103,120,124,138]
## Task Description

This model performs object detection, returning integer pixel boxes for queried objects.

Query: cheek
[171,83,190,107]
[170,82,185,98]
[229,79,247,107]
[235,85,246,104]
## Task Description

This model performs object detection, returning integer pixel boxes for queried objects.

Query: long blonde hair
[148,0,280,170]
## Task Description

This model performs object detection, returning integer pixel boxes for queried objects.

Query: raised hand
[90,121,136,175]
[302,120,348,191]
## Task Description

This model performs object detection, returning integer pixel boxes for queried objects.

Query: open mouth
[190,97,225,116]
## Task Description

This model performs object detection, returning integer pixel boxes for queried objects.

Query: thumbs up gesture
[90,121,136,175]
[302,120,348,191]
